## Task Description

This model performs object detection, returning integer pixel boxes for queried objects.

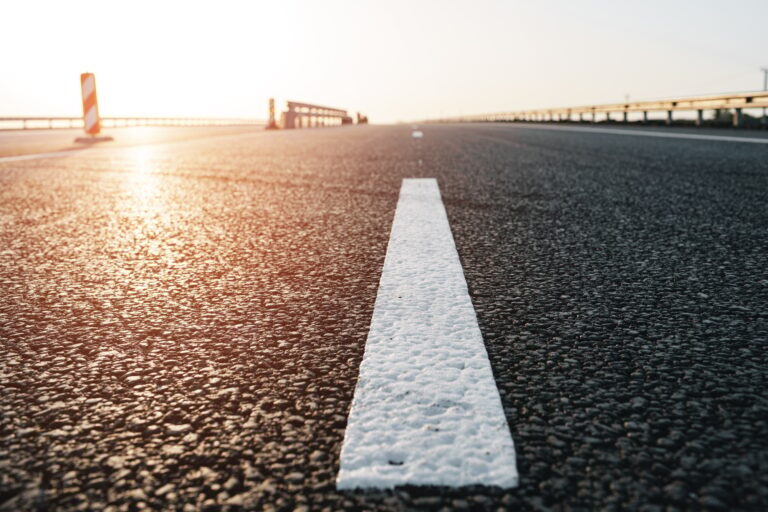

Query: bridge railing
[0,117,264,131]
[430,91,768,128]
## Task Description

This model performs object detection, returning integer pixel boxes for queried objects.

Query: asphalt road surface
[0,126,264,159]
[1,124,766,511]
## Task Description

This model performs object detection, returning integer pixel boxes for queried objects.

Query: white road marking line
[412,130,424,138]
[337,178,518,490]
[0,150,85,164]
[510,123,768,144]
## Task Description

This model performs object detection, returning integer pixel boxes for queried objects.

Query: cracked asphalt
[1,124,766,511]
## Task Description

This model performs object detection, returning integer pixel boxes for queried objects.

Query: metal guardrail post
[733,108,743,128]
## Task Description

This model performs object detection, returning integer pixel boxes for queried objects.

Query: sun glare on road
[125,146,161,201]
[128,145,157,175]
[119,146,171,260]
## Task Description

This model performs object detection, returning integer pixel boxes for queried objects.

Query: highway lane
[431,124,767,511]
[1,124,766,510]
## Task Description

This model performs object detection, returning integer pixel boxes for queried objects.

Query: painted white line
[412,130,424,138]
[0,150,84,164]
[337,178,517,490]
[510,123,768,144]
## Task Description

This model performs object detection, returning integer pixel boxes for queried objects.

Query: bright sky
[1,0,767,123]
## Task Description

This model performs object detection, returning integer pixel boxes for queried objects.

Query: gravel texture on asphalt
[1,124,766,511]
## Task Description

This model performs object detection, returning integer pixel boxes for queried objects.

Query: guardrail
[280,101,354,129]
[0,117,265,131]
[429,91,768,128]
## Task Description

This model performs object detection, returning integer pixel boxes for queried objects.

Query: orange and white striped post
[80,73,101,136]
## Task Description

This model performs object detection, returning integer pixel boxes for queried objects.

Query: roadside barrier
[430,91,768,128]
[80,73,101,135]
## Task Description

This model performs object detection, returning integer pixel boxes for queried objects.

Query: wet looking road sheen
[1,125,766,510]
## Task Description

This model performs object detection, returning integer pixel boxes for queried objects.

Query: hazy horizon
[2,0,767,123]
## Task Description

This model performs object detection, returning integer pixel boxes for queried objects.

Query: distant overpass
[430,91,768,128]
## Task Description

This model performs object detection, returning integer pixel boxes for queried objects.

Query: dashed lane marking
[337,178,518,490]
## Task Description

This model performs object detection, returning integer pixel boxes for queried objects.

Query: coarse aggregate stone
[432,124,768,511]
